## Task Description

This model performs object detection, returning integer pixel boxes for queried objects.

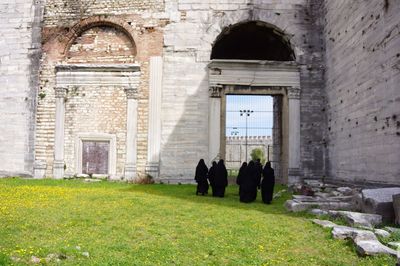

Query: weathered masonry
[0,0,399,186]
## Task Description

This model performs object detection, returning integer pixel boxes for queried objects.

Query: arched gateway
[208,21,301,185]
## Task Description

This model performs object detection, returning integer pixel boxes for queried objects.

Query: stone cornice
[56,64,141,72]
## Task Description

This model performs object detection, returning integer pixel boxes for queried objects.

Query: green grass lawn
[0,178,396,265]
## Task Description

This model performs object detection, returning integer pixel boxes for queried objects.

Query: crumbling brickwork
[323,0,400,185]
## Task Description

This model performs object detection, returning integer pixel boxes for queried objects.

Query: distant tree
[250,148,266,165]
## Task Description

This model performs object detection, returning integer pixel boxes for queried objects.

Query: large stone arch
[200,13,301,62]
[206,18,301,185]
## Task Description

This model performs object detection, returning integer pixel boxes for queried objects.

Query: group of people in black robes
[195,159,228,197]
[236,159,275,204]
[194,158,275,204]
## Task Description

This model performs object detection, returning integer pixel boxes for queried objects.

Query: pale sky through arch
[226,95,273,137]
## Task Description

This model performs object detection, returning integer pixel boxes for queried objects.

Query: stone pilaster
[124,87,138,181]
[53,87,67,179]
[287,87,302,185]
[208,85,222,163]
[146,57,163,179]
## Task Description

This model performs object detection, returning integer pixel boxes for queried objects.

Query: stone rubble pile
[285,179,400,258]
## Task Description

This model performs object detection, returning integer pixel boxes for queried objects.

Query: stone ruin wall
[36,1,164,178]
[0,0,43,177]
[3,0,398,185]
[323,0,400,185]
[160,0,327,181]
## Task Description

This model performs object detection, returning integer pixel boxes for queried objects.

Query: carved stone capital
[209,85,223,98]
[287,87,300,99]
[124,88,138,99]
[54,87,67,98]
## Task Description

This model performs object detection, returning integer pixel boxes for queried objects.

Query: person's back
[239,161,258,203]
[261,162,275,204]
[214,159,228,197]
[195,159,209,195]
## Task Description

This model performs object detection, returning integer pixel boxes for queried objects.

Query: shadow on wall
[157,54,210,183]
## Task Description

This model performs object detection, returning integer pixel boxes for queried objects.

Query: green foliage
[0,178,395,265]
[250,147,266,164]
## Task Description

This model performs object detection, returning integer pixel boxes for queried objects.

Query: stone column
[208,85,222,163]
[146,57,163,179]
[53,87,67,179]
[124,87,138,181]
[287,87,302,185]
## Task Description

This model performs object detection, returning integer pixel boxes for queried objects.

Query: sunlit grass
[0,178,395,265]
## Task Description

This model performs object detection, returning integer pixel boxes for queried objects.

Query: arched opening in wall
[66,25,137,64]
[211,21,295,61]
[209,21,299,184]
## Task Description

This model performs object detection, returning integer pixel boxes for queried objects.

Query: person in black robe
[239,161,259,203]
[255,159,263,188]
[194,159,209,195]
[261,161,275,204]
[208,161,217,196]
[213,159,228,197]
[236,162,247,195]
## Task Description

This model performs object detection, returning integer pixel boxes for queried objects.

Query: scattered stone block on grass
[361,187,400,222]
[331,226,376,240]
[328,210,382,229]
[312,219,337,228]
[374,229,391,238]
[354,239,397,257]
[336,187,354,196]
[309,208,328,216]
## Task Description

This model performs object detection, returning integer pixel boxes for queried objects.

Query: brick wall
[323,0,400,185]
[37,9,163,178]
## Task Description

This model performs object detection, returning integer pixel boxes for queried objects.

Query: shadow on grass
[119,183,305,217]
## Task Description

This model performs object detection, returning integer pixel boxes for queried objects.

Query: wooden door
[82,141,110,174]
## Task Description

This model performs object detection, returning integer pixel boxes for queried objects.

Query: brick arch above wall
[61,16,138,58]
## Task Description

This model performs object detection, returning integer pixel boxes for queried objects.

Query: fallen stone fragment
[354,238,397,257]
[309,208,328,216]
[328,210,382,229]
[393,194,400,225]
[331,226,376,240]
[384,226,400,234]
[388,242,400,249]
[312,219,337,228]
[285,199,354,212]
[336,187,354,196]
[374,229,391,238]
[362,187,400,222]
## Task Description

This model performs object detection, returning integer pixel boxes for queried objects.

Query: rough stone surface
[328,210,382,229]
[285,199,353,212]
[354,239,397,257]
[323,0,400,185]
[331,226,377,241]
[312,219,337,228]
[0,0,43,177]
[309,209,329,217]
[374,229,391,238]
[394,194,400,225]
[362,188,400,222]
